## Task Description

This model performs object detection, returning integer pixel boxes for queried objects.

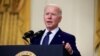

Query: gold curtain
[0,0,30,45]
[94,0,100,56]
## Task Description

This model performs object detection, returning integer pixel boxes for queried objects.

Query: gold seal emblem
[15,51,36,56]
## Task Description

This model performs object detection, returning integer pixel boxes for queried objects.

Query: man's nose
[48,14,52,19]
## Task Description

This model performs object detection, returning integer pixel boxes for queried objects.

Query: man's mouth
[47,21,52,24]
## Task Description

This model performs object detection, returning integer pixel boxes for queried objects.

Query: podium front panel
[0,45,63,56]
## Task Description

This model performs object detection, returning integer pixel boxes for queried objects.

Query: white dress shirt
[40,27,59,45]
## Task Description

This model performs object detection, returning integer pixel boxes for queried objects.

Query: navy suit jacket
[30,29,81,56]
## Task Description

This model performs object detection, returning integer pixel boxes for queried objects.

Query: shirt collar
[45,27,59,34]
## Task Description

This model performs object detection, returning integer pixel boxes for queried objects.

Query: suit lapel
[50,29,63,44]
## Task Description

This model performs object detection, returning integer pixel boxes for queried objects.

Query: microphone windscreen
[23,30,34,38]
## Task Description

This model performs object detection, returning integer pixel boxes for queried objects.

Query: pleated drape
[0,0,30,45]
[94,0,100,56]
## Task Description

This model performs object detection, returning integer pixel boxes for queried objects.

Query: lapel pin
[58,35,61,37]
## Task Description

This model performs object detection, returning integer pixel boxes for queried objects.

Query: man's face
[44,6,62,30]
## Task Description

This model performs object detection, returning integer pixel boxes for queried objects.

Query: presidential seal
[15,51,36,56]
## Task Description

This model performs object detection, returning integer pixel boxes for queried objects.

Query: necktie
[42,31,51,45]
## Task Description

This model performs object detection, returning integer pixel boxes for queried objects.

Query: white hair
[44,4,62,16]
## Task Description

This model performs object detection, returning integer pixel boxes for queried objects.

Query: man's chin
[47,26,52,28]
[46,26,53,29]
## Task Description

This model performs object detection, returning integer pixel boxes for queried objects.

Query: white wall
[30,0,94,56]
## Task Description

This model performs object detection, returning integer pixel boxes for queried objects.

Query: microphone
[23,30,34,42]
[30,30,44,44]
[33,30,44,37]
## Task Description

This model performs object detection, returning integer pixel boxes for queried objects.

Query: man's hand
[62,41,73,55]
[65,43,73,55]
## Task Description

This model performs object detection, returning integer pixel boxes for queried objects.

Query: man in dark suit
[30,4,81,56]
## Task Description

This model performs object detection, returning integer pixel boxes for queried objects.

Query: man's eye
[52,14,56,15]
[52,13,58,16]
[45,13,49,15]
[45,13,57,16]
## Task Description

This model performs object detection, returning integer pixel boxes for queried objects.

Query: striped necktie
[42,31,51,45]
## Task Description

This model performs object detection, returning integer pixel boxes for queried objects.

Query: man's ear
[59,16,62,23]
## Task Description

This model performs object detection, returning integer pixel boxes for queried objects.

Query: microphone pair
[23,30,34,39]
[23,30,44,43]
